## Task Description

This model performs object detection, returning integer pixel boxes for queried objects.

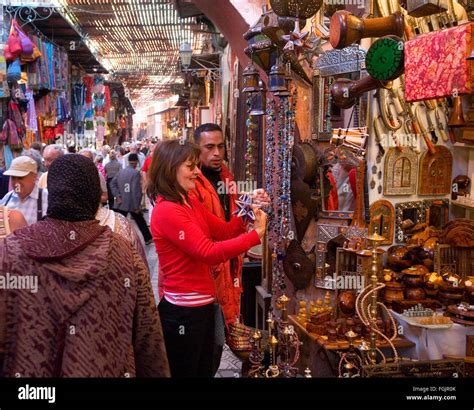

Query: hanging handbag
[4,44,14,62]
[6,23,22,62]
[20,41,41,64]
[13,20,33,55]
[6,58,21,83]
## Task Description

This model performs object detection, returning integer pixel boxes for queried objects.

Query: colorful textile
[405,23,473,102]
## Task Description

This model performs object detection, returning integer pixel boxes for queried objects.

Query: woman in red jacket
[147,140,267,378]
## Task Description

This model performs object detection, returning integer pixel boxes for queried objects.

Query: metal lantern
[270,0,322,19]
[179,42,193,69]
[269,60,287,93]
[249,80,266,116]
[242,62,260,93]
[244,35,279,73]
[275,63,292,97]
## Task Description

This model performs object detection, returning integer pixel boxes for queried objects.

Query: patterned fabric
[405,23,473,102]
[0,218,170,377]
[0,184,48,226]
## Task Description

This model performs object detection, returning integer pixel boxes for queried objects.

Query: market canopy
[60,0,214,109]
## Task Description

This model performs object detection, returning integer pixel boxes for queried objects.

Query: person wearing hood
[0,154,170,377]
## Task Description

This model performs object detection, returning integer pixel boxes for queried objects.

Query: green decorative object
[366,36,404,81]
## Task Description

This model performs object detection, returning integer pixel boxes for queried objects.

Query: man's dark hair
[30,142,43,152]
[193,123,222,144]
[128,153,139,162]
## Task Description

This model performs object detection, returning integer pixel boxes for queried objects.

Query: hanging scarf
[83,76,94,104]
[104,85,111,112]
[26,89,38,132]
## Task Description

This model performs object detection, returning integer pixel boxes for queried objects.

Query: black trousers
[158,298,215,378]
[106,178,115,209]
[115,209,152,242]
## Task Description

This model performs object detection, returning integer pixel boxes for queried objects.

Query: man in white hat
[0,156,48,225]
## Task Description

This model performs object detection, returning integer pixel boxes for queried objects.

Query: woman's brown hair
[146,139,200,205]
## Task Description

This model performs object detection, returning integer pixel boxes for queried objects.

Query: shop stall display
[233,0,474,379]
[0,0,473,384]
[0,6,132,156]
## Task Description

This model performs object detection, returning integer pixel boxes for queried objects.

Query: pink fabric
[405,23,473,102]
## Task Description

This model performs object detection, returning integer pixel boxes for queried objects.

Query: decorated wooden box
[404,23,473,102]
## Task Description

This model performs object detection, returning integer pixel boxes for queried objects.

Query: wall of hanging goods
[239,0,474,378]
[0,4,131,160]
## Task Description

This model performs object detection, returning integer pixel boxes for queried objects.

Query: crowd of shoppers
[0,127,269,378]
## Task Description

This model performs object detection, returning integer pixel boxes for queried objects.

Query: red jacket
[189,165,244,326]
[151,196,260,298]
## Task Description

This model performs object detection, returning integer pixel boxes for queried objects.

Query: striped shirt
[0,184,48,226]
[164,291,215,307]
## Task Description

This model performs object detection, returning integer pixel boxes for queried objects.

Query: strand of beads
[265,98,279,293]
[245,95,258,183]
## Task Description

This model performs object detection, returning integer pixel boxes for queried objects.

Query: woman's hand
[252,206,267,239]
[251,188,271,208]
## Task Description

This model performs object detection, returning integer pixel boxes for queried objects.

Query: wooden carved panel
[384,148,418,196]
[418,146,453,195]
[369,200,395,245]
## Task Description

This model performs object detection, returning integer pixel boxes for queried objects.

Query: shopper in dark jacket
[104,150,123,209]
[111,153,152,244]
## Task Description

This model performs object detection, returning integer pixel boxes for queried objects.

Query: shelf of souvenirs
[288,315,415,351]
[451,196,474,211]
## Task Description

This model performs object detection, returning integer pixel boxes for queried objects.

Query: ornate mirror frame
[384,147,418,196]
[312,45,367,141]
[423,199,450,230]
[368,199,395,245]
[315,223,351,289]
[395,201,425,243]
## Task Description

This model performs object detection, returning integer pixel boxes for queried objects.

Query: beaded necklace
[265,89,297,299]
[245,95,258,183]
